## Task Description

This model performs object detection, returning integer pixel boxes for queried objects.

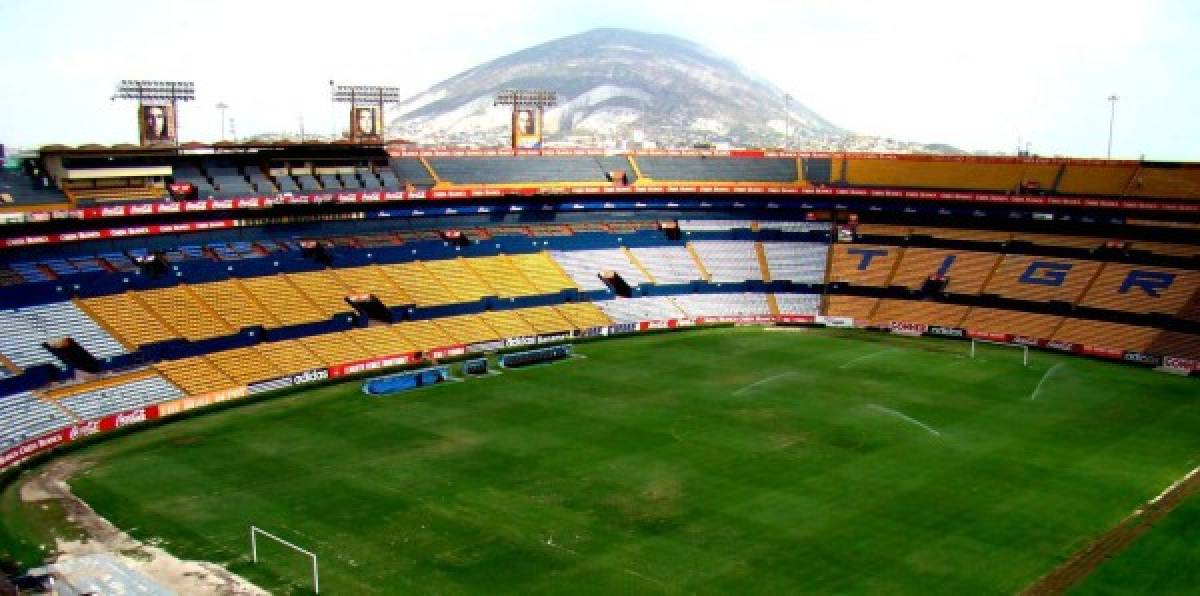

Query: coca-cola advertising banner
[889,321,928,336]
[0,405,160,471]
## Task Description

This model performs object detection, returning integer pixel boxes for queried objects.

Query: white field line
[865,404,942,437]
[732,371,797,396]
[1147,465,1200,508]
[839,347,898,369]
[1030,362,1067,401]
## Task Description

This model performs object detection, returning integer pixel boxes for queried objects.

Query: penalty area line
[732,371,797,396]
[839,347,898,369]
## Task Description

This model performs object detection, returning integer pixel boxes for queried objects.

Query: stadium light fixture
[111,79,196,146]
[331,84,402,142]
[494,89,558,149]
[216,102,229,141]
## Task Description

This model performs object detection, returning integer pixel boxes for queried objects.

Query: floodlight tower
[111,80,195,146]
[494,89,558,149]
[1106,94,1120,159]
[331,84,402,142]
[216,102,229,141]
[783,93,793,149]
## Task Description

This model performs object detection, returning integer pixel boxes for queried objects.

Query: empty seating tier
[206,347,283,385]
[190,280,280,329]
[1078,264,1199,315]
[80,293,176,348]
[1057,164,1138,195]
[760,242,828,284]
[394,320,458,352]
[479,310,537,338]
[155,357,237,395]
[672,293,770,318]
[509,253,576,293]
[983,256,1102,303]
[635,156,797,182]
[332,266,413,307]
[825,296,879,321]
[433,315,499,346]
[774,293,821,315]
[256,340,325,375]
[465,256,537,298]
[517,306,574,334]
[300,333,371,366]
[0,302,125,368]
[960,308,1063,339]
[1052,319,1159,352]
[594,297,687,323]
[287,271,354,317]
[138,286,231,341]
[346,326,418,357]
[889,249,1000,294]
[690,241,761,282]
[422,259,493,303]
[550,249,647,291]
[870,300,968,328]
[239,275,327,327]
[828,244,900,286]
[628,246,701,284]
[379,262,456,307]
[555,303,612,329]
[57,374,183,421]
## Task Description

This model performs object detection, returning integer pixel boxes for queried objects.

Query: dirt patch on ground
[20,457,267,595]
[1022,465,1200,595]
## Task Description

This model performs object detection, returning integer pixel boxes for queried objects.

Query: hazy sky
[1,0,1197,159]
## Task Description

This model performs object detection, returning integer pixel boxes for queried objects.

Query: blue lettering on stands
[1119,270,1176,296]
[847,248,889,271]
[1018,261,1073,287]
[936,255,957,277]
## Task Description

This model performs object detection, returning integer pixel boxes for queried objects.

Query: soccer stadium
[2,5,1200,595]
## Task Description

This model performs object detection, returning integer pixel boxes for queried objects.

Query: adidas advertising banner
[610,323,639,335]
[925,326,966,338]
[1122,352,1161,366]
[817,316,855,328]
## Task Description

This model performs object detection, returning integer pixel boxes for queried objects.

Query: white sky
[0,0,1197,159]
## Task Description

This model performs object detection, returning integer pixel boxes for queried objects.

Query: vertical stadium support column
[979,255,1006,294]
[72,297,132,351]
[1074,262,1107,305]
[766,293,780,317]
[622,246,657,285]
[626,155,647,183]
[795,157,805,185]
[880,247,907,288]
[1050,164,1067,194]
[754,241,772,282]
[0,353,21,376]
[1119,165,1144,197]
[865,296,884,322]
[686,242,712,282]
[47,398,82,423]
[418,157,444,187]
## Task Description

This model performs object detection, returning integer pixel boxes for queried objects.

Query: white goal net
[970,338,1029,366]
[250,525,320,593]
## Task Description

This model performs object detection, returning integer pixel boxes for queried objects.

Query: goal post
[250,525,319,594]
[970,338,1029,367]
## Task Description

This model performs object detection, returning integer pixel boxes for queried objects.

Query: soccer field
[4,327,1200,594]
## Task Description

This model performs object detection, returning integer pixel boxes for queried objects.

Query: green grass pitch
[3,327,1200,594]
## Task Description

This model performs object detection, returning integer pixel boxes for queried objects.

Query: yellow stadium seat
[79,293,176,348]
[239,275,327,327]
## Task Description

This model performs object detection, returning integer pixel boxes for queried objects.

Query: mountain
[389,28,846,148]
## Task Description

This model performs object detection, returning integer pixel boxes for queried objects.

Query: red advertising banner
[0,405,160,471]
[328,352,419,378]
